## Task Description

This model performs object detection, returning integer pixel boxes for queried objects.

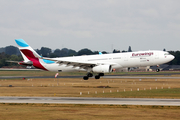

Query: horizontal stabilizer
[6,60,33,66]
[6,60,20,63]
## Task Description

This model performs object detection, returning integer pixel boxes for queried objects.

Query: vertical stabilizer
[15,39,41,59]
[15,39,48,70]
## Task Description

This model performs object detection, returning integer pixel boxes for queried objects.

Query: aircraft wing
[40,57,118,69]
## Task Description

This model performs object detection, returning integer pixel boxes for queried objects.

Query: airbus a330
[10,39,174,80]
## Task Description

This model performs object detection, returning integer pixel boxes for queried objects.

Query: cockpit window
[164,52,170,55]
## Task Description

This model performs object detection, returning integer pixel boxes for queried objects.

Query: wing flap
[39,57,118,69]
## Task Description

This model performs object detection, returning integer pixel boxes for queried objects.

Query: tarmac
[0,96,180,106]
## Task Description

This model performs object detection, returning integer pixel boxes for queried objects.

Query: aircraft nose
[170,55,175,60]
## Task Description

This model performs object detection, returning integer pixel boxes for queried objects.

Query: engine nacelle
[92,65,112,73]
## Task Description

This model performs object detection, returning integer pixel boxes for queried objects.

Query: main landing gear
[83,73,104,80]
[83,73,93,80]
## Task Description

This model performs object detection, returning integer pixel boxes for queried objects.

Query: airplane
[11,39,174,80]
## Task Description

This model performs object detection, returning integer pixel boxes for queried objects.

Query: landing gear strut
[156,65,160,72]
[87,73,93,77]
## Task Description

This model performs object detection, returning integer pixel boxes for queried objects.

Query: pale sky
[0,0,180,52]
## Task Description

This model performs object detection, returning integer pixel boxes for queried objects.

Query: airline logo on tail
[15,39,48,71]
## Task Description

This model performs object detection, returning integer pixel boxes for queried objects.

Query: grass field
[0,103,180,120]
[0,78,180,98]
[0,70,180,119]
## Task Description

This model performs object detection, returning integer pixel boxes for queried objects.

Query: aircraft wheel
[99,73,104,76]
[156,69,160,72]
[95,75,100,79]
[83,76,89,80]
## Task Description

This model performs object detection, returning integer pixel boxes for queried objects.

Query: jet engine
[92,65,112,73]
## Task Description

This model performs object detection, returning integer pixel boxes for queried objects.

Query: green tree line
[35,47,108,57]
[0,53,23,67]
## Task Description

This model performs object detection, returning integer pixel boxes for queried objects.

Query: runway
[104,76,180,79]
[0,97,180,106]
[1,75,180,79]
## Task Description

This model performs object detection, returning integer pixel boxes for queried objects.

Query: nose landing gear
[156,65,160,72]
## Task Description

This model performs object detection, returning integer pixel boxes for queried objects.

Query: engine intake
[92,65,112,73]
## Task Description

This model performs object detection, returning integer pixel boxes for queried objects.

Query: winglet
[15,39,29,47]
[99,52,102,55]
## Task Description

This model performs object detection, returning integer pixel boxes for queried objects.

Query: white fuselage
[41,50,174,72]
